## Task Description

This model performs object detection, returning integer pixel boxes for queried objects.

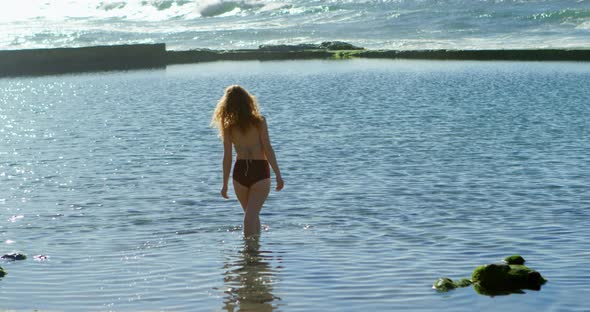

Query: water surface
[1,59,589,311]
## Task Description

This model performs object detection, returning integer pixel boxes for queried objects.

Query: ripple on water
[0,60,589,311]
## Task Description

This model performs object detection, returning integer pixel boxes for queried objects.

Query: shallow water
[1,59,589,311]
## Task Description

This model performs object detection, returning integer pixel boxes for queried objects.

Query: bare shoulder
[258,116,269,130]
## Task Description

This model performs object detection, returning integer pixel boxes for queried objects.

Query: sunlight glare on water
[0,59,589,311]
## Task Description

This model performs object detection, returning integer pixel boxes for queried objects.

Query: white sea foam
[0,0,588,50]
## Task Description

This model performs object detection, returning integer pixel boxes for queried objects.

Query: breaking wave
[1,0,589,50]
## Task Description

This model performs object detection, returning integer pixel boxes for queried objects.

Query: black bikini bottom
[233,159,270,188]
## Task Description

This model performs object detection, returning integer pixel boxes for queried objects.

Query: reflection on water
[223,239,281,312]
[2,61,590,311]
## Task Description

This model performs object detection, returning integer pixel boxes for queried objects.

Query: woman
[211,85,284,238]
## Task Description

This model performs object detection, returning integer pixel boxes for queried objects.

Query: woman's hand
[221,185,229,199]
[275,176,284,191]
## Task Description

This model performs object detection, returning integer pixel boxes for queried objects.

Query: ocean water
[1,59,589,311]
[1,0,589,51]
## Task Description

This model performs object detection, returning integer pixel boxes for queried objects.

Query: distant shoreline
[1,43,590,77]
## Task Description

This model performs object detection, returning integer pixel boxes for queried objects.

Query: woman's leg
[233,179,249,212]
[243,178,271,238]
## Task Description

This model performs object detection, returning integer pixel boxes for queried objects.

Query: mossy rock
[472,261,546,295]
[456,278,473,287]
[434,255,546,296]
[433,277,472,292]
[473,282,526,296]
[433,277,456,291]
[0,266,6,278]
[504,255,525,265]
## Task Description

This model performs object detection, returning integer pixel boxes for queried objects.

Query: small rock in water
[433,277,456,291]
[504,254,525,265]
[0,266,6,277]
[1,253,27,261]
[433,277,472,292]
[456,278,473,287]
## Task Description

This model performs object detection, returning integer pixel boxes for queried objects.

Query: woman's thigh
[233,179,250,212]
[246,179,271,214]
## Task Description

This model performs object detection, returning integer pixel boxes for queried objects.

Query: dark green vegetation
[504,255,526,265]
[433,277,472,292]
[433,255,547,297]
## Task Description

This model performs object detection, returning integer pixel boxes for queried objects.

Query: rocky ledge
[1,42,589,77]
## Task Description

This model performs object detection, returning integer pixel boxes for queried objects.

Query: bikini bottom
[233,159,270,188]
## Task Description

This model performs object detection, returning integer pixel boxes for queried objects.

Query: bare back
[231,125,265,160]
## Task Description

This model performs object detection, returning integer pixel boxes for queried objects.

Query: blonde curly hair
[211,85,263,137]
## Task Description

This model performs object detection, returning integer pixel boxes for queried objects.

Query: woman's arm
[260,117,284,191]
[221,129,232,198]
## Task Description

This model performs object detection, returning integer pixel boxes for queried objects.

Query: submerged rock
[433,277,456,291]
[433,277,472,292]
[455,278,473,288]
[0,266,5,277]
[504,254,525,265]
[1,253,27,261]
[472,262,546,294]
[434,255,546,296]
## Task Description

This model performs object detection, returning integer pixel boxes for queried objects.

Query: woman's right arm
[221,129,232,198]
[260,117,284,191]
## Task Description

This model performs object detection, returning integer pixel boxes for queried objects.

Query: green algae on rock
[472,262,546,294]
[434,255,546,296]
[504,255,526,265]
[0,266,5,278]
[456,278,473,288]
[433,277,472,292]
[433,277,456,292]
